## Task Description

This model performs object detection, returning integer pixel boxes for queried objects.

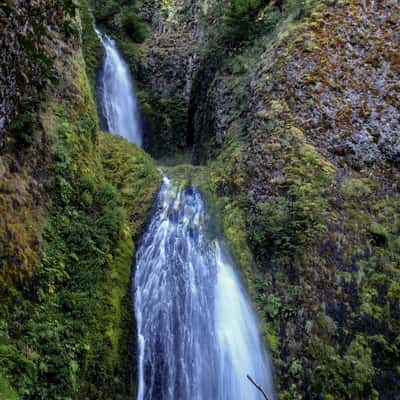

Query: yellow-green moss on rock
[98,132,161,237]
[0,11,161,398]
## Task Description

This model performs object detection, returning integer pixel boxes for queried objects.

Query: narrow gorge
[95,23,276,398]
[0,1,399,400]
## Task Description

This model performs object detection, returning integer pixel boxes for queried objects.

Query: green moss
[122,10,147,43]
[307,335,376,399]
[80,0,103,91]
[369,223,389,246]
[0,36,159,399]
[118,40,141,74]
[90,0,147,44]
[98,132,161,237]
[137,90,188,159]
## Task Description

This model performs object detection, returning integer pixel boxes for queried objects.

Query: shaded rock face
[179,1,400,399]
[189,73,238,163]
[138,0,206,101]
[0,1,73,145]
[136,0,220,158]
[0,1,77,289]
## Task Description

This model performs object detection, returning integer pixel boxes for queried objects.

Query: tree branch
[247,374,271,400]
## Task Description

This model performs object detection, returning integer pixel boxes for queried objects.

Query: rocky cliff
[0,2,159,399]
[125,0,400,398]
[136,0,210,158]
[187,1,400,399]
[1,0,399,399]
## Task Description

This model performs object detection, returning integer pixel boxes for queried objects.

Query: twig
[247,374,270,400]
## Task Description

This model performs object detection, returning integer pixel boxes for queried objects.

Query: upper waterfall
[134,177,276,400]
[95,28,143,147]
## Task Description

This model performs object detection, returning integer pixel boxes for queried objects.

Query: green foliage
[0,321,34,399]
[0,376,19,400]
[285,0,315,20]
[7,106,39,147]
[250,142,331,263]
[98,132,161,236]
[265,294,282,320]
[0,95,158,399]
[209,0,317,53]
[220,0,266,46]
[80,0,103,90]
[118,40,141,74]
[369,223,389,246]
[251,195,319,259]
[308,336,376,399]
[90,0,132,22]
[90,0,147,43]
[138,91,188,159]
[2,99,137,399]
[122,11,147,43]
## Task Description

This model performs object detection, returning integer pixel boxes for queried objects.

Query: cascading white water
[95,29,142,147]
[94,26,275,400]
[135,177,275,400]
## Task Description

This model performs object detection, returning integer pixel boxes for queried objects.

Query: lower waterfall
[134,177,275,400]
[94,26,275,400]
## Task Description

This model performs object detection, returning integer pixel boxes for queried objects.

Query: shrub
[369,223,389,247]
[221,0,265,46]
[122,11,147,42]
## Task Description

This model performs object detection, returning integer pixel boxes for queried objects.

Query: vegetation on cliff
[185,1,400,399]
[0,2,159,398]
[126,0,399,398]
[1,0,399,399]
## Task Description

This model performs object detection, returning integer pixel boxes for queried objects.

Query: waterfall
[135,177,276,400]
[94,26,275,400]
[95,29,143,147]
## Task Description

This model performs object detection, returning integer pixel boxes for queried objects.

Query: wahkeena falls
[96,28,276,400]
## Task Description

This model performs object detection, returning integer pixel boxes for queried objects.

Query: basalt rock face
[249,0,399,173]
[191,1,400,169]
[0,1,74,146]
[183,1,400,399]
[244,0,400,205]
[138,0,204,100]
[189,71,239,164]
[135,0,213,159]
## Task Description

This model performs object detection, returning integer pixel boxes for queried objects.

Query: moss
[307,335,376,399]
[118,40,141,74]
[369,223,389,247]
[90,0,147,44]
[98,132,161,237]
[122,10,147,43]
[137,90,188,159]
[80,0,103,91]
[0,24,159,398]
[0,376,19,400]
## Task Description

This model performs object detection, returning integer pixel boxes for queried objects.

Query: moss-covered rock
[80,0,103,91]
[174,1,400,398]
[0,3,161,398]
[98,131,161,236]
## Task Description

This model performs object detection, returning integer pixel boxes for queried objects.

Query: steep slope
[0,2,160,399]
[82,0,400,398]
[186,1,400,399]
[1,0,399,399]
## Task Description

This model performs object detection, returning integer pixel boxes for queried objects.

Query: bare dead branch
[247,374,270,400]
